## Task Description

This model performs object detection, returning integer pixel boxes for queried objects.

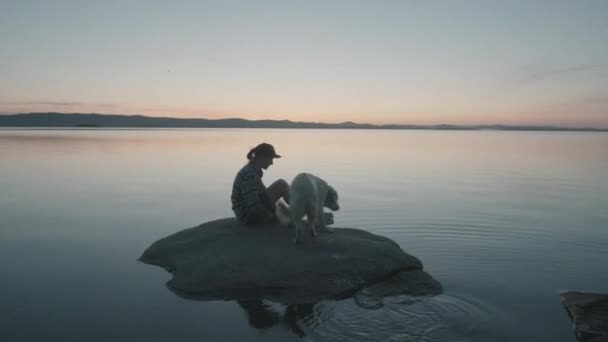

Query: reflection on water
[237,300,314,338]
[162,251,484,341]
[230,292,504,341]
[1,128,607,341]
[304,293,504,342]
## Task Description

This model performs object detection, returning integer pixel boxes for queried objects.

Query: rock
[561,291,608,342]
[138,218,442,304]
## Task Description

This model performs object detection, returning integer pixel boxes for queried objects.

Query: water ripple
[299,293,505,342]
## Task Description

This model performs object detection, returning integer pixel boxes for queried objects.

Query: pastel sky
[1,1,607,127]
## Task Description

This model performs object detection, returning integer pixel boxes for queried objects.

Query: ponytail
[246,147,257,161]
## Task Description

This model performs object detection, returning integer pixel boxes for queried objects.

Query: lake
[1,128,607,341]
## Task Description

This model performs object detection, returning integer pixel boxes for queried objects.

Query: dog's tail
[275,201,292,226]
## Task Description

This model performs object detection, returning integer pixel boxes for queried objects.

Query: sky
[1,0,607,127]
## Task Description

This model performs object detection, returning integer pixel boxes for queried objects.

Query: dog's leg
[309,213,318,237]
[291,199,305,244]
[317,188,334,233]
[307,203,319,237]
[317,208,333,233]
[293,220,303,244]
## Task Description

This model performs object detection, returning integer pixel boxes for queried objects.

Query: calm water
[1,128,607,341]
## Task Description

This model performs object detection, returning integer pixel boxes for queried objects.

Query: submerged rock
[561,291,608,342]
[138,218,442,304]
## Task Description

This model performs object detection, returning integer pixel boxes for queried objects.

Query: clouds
[0,100,233,119]
[0,100,121,113]
[517,64,600,84]
[15,101,120,109]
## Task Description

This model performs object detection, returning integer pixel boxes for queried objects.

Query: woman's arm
[241,174,274,219]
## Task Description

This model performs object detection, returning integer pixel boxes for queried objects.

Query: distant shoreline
[1,112,607,132]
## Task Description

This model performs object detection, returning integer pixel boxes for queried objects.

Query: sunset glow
[1,1,607,127]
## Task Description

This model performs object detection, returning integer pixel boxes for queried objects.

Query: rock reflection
[168,269,442,339]
[237,300,315,338]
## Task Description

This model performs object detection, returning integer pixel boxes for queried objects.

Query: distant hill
[0,112,606,131]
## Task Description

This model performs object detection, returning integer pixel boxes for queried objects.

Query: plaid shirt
[231,163,273,223]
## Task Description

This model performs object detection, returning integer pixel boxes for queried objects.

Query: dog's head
[325,185,340,211]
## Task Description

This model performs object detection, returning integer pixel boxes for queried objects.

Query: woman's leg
[266,179,290,205]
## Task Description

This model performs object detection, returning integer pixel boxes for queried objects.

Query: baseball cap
[255,143,281,158]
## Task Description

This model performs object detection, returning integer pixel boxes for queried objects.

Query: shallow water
[1,128,607,341]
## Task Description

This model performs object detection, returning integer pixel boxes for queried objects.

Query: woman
[231,143,290,225]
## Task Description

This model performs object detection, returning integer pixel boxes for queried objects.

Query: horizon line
[1,111,608,131]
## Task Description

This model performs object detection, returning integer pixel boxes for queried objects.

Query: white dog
[275,173,340,244]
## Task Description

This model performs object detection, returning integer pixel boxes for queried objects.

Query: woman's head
[247,143,281,169]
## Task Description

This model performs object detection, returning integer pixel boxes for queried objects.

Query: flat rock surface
[561,291,608,342]
[139,218,442,303]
